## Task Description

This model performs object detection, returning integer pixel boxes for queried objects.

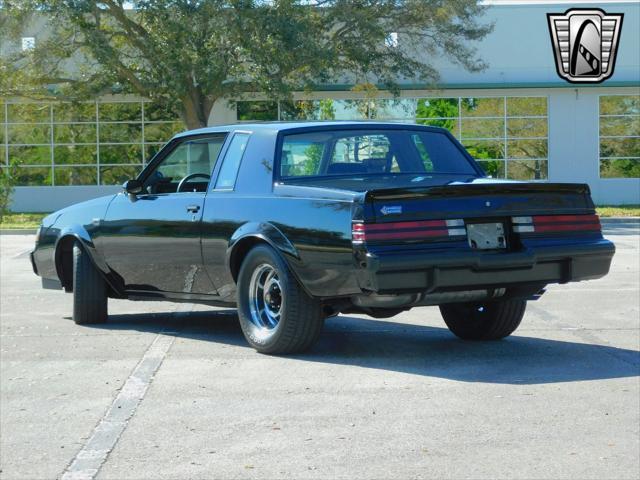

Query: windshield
[279,129,478,178]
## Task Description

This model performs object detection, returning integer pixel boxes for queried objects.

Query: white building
[4,0,639,211]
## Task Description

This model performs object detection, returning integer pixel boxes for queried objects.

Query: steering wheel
[176,173,211,193]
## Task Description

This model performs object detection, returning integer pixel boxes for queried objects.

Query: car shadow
[91,309,640,385]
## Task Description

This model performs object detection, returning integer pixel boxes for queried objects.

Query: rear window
[279,129,476,178]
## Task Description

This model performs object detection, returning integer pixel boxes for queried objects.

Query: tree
[0,161,18,219]
[0,0,492,129]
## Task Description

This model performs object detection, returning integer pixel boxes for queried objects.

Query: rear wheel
[439,299,526,340]
[72,242,108,324]
[237,245,324,354]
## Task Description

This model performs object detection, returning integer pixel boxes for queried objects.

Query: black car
[31,122,615,354]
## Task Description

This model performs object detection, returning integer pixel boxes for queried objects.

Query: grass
[0,212,49,229]
[596,205,640,218]
[1,205,639,230]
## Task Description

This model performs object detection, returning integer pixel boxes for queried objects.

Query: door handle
[186,205,201,213]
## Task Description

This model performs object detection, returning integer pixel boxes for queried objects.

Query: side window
[146,134,226,194]
[214,133,249,189]
[156,139,222,179]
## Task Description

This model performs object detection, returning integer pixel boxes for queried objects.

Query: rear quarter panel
[201,195,357,301]
[200,128,359,301]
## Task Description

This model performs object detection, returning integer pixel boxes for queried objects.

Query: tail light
[352,219,466,244]
[512,214,601,234]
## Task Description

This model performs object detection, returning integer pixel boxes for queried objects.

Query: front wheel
[439,299,526,340]
[72,242,108,324]
[236,245,324,354]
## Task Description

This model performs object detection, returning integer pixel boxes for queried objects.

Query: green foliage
[0,161,18,218]
[599,95,640,178]
[416,98,458,132]
[600,158,640,179]
[0,0,492,128]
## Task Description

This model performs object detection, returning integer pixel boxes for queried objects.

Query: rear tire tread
[237,245,323,354]
[440,299,526,340]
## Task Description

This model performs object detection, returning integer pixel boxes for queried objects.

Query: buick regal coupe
[31,122,615,354]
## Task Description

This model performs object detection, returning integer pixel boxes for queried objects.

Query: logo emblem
[547,8,623,84]
[380,205,402,216]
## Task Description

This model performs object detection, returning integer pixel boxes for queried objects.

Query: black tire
[236,244,324,354]
[72,242,108,325]
[439,299,526,340]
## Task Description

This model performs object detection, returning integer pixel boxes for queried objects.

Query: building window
[599,95,640,179]
[0,100,183,186]
[21,37,36,51]
[418,97,548,180]
[242,95,548,180]
[236,101,278,121]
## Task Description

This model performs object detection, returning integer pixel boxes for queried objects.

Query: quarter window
[215,133,249,189]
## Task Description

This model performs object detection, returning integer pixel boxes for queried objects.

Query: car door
[99,134,227,295]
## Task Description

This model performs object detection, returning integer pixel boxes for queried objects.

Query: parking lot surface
[1,224,639,480]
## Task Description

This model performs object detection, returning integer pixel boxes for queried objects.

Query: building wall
[425,1,640,87]
[547,87,640,204]
[8,86,639,211]
[4,1,639,211]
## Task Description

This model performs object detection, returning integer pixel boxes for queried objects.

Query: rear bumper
[361,239,615,293]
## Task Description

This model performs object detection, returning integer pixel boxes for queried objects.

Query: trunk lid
[364,180,594,223]
[352,179,599,250]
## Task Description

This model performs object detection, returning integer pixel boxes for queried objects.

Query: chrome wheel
[248,264,283,330]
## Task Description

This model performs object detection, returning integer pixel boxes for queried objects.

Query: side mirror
[123,179,143,195]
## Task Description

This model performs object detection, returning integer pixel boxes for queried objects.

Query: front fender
[54,224,110,274]
[52,224,125,295]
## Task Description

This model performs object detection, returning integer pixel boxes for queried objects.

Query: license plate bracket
[467,222,506,250]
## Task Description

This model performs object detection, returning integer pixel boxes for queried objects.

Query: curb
[0,229,37,235]
[600,217,640,225]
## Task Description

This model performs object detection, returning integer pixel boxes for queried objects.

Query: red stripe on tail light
[365,229,451,240]
[352,219,465,244]
[363,220,446,231]
[512,214,602,234]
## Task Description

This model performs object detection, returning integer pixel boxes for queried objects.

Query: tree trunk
[180,88,212,130]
